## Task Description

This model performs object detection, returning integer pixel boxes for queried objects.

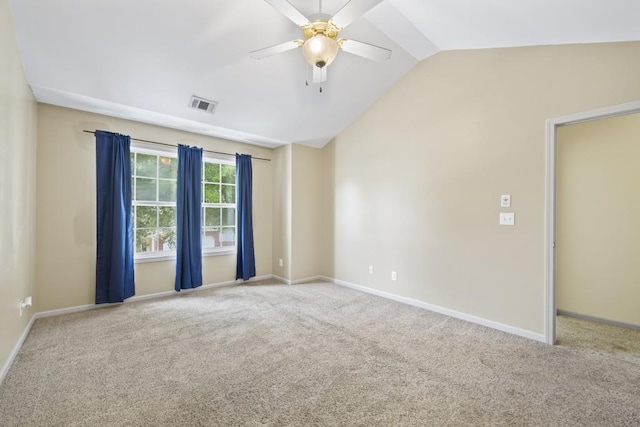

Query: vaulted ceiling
[9,0,640,148]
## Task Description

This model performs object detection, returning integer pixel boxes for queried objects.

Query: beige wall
[321,140,335,278]
[328,42,640,335]
[271,143,325,282]
[272,144,292,279]
[291,144,323,281]
[556,113,640,325]
[36,105,273,312]
[0,0,38,376]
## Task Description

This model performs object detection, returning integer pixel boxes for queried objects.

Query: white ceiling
[9,0,640,148]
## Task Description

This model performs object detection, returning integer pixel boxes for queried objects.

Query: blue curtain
[175,145,203,291]
[95,131,135,304]
[236,154,256,280]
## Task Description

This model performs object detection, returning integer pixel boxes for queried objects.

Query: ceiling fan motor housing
[302,18,340,39]
[301,20,340,68]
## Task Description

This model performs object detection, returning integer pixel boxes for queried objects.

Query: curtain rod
[83,130,271,162]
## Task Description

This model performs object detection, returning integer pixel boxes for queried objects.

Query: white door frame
[544,100,640,344]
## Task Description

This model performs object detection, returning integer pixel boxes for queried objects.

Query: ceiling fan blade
[331,0,383,29]
[264,0,310,26]
[250,40,301,59]
[313,66,327,83]
[340,39,391,62]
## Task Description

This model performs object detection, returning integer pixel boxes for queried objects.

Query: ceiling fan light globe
[302,34,338,69]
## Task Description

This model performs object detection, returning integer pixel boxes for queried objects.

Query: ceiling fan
[250,0,391,89]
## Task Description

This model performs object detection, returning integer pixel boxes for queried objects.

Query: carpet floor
[556,314,640,363]
[0,279,638,426]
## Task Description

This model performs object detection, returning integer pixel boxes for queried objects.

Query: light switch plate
[500,212,515,226]
[501,194,511,208]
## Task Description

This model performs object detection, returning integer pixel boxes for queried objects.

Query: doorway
[545,100,640,345]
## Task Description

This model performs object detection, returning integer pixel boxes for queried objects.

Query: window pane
[204,207,221,227]
[136,153,157,177]
[159,228,176,251]
[136,206,157,228]
[202,227,220,249]
[204,162,220,183]
[130,152,135,176]
[158,156,177,179]
[159,206,175,227]
[136,229,157,253]
[221,208,235,226]
[220,227,235,246]
[221,165,236,184]
[158,179,176,202]
[221,185,235,204]
[136,178,157,201]
[204,183,220,203]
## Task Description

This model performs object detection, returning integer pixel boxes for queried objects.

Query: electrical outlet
[499,212,515,226]
[278,259,283,267]
[19,296,32,317]
[391,271,397,281]
[369,265,374,274]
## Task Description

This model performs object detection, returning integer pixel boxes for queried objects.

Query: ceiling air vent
[189,95,217,114]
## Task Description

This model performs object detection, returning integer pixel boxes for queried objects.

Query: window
[202,160,236,250]
[130,146,236,259]
[131,149,178,256]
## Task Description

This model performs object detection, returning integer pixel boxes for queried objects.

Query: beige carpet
[556,314,640,361]
[1,279,638,426]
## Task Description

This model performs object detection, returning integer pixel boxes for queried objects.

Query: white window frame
[202,154,237,256]
[131,144,178,262]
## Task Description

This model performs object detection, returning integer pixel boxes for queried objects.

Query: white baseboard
[291,275,329,284]
[330,277,546,343]
[36,274,273,319]
[557,309,640,331]
[235,274,274,284]
[271,275,332,285]
[0,314,37,386]
[36,303,102,319]
[271,274,290,284]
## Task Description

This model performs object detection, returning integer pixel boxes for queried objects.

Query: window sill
[135,254,175,264]
[203,248,236,258]
[134,248,236,264]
